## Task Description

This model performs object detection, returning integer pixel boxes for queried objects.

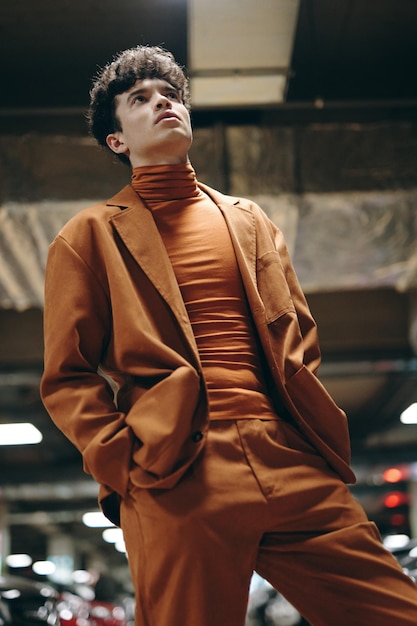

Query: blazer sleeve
[40,236,133,497]
[273,225,322,375]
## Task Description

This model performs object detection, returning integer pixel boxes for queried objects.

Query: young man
[41,45,417,625]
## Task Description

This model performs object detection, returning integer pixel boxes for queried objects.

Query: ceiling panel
[287,0,417,102]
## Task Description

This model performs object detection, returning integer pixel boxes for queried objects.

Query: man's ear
[106,132,129,156]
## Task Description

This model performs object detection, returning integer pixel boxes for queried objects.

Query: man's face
[106,78,193,168]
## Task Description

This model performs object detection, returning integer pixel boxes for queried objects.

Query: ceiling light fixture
[72,570,94,584]
[188,0,300,107]
[115,540,127,554]
[82,511,114,528]
[102,527,124,544]
[383,534,410,550]
[32,560,56,576]
[0,423,42,445]
[5,554,33,568]
[400,403,417,424]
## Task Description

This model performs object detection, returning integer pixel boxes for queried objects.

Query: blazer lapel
[106,183,264,358]
[198,183,264,315]
[108,186,199,355]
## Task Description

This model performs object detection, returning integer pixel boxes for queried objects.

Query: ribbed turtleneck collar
[131,162,200,202]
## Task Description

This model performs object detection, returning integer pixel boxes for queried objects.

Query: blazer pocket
[285,365,351,464]
[257,251,295,323]
[126,365,202,476]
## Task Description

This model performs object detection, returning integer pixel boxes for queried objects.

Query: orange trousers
[120,419,417,625]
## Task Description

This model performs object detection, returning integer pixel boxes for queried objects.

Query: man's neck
[129,154,189,169]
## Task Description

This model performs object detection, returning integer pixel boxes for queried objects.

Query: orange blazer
[41,182,355,524]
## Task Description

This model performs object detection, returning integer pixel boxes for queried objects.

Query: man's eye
[134,95,145,103]
[167,92,179,100]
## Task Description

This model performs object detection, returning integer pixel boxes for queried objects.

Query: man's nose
[155,93,172,109]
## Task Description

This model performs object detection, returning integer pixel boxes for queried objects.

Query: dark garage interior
[1,1,417,624]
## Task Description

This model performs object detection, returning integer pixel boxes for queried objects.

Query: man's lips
[155,111,180,124]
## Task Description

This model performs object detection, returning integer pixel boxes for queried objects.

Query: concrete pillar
[47,534,76,585]
[408,291,417,357]
[0,494,10,574]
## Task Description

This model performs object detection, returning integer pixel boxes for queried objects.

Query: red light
[383,468,403,483]
[390,513,407,526]
[383,466,409,483]
[384,492,409,508]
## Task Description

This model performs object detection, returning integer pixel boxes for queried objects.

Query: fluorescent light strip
[0,423,42,445]
[82,511,114,528]
[400,403,417,424]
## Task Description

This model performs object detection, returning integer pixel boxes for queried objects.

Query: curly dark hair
[87,45,190,165]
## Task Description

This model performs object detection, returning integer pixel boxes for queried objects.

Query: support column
[0,493,10,574]
[408,291,417,358]
[47,534,76,586]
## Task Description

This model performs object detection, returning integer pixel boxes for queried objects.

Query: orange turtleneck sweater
[131,162,277,420]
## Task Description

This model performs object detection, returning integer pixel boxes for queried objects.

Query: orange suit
[41,182,417,625]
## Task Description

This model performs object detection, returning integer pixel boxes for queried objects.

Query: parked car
[57,589,128,626]
[0,596,11,626]
[0,575,59,625]
[246,573,308,626]
[57,589,92,625]
[89,600,127,626]
[386,537,417,582]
